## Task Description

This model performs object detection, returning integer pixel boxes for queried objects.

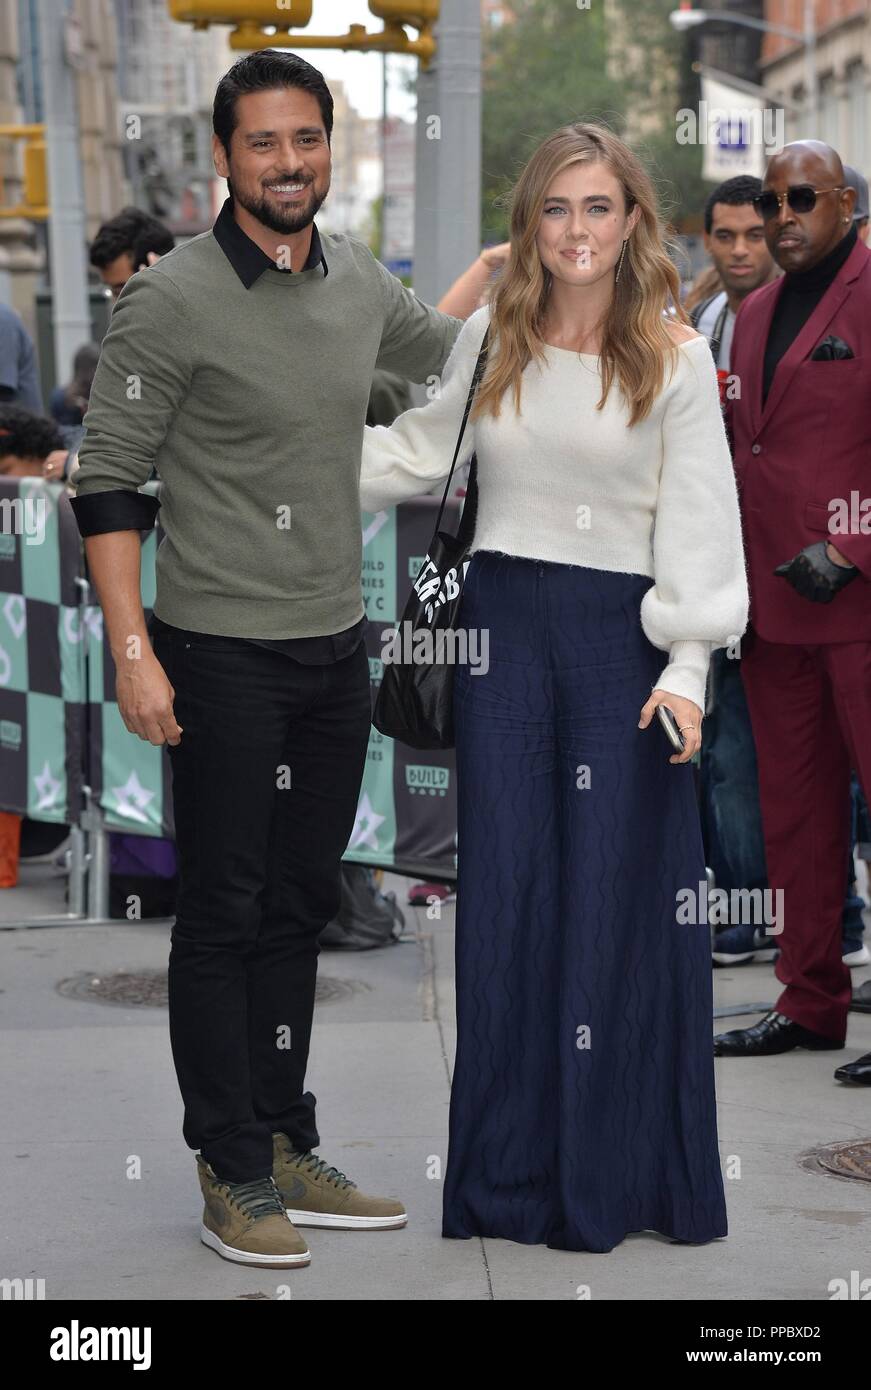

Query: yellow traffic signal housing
[0,124,48,220]
[368,2,440,22]
[168,1,313,25]
[167,1,439,66]
[23,136,47,210]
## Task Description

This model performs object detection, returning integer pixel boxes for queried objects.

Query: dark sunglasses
[752,185,844,219]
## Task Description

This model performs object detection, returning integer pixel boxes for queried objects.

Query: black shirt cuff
[70,488,160,536]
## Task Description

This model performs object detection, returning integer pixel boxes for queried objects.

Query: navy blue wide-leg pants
[442,550,728,1253]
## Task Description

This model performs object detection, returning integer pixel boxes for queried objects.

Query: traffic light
[23,135,47,211]
[0,124,48,220]
[167,1,439,66]
[168,1,313,27]
[368,2,440,24]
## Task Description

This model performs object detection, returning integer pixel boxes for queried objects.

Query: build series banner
[353,497,460,881]
[0,478,460,881]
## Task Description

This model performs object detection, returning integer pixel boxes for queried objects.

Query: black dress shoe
[850,980,871,1014]
[713,1011,844,1056]
[834,1051,871,1084]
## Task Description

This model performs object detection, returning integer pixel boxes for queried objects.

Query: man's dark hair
[213,50,333,159]
[704,175,763,234]
[89,207,175,269]
[0,406,65,461]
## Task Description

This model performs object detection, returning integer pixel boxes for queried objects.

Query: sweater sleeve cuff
[69,488,160,537]
[651,638,711,714]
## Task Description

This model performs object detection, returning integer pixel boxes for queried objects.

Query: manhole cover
[805,1139,871,1183]
[57,970,168,1007]
[56,970,368,1008]
[314,975,370,1005]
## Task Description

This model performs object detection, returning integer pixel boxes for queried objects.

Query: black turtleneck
[762,222,857,404]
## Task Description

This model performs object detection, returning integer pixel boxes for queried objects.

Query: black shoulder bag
[371,325,490,749]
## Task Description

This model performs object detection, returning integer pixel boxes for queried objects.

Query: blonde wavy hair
[471,123,690,429]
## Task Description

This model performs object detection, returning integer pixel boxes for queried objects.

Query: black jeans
[148,615,372,1182]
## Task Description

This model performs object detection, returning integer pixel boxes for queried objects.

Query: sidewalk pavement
[2,864,869,1301]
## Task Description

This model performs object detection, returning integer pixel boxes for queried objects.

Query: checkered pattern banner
[352,497,460,880]
[84,508,173,839]
[0,477,461,879]
[0,479,85,825]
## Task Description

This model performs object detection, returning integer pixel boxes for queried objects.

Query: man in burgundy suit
[715,141,871,1084]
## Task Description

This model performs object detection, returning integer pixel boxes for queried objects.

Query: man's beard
[231,178,327,234]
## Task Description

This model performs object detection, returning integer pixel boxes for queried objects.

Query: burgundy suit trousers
[739,623,868,1041]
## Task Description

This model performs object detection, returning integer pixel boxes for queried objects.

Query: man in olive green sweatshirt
[70,49,469,1270]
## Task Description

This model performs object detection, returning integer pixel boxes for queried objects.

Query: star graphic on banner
[3,593,26,641]
[112,770,155,824]
[63,605,103,646]
[349,791,386,851]
[33,761,62,811]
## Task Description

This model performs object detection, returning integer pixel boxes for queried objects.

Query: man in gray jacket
[70,49,465,1269]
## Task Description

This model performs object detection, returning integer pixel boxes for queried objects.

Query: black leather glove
[774,540,859,603]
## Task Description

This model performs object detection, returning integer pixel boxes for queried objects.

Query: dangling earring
[615,238,629,283]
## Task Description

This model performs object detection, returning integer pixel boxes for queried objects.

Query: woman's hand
[42,449,68,480]
[479,242,511,271]
[638,688,702,765]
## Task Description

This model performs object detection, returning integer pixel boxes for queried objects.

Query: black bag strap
[688,293,719,329]
[434,323,490,537]
[689,292,728,367]
[455,452,479,552]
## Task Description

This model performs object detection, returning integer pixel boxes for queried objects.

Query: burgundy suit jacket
[727,236,871,643]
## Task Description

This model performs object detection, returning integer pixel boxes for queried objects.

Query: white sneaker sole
[712,948,779,965]
[283,1208,408,1230]
[200,1223,310,1266]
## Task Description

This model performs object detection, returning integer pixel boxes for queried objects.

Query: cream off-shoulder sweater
[360,302,749,712]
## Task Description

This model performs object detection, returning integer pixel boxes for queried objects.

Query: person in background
[50,342,101,428]
[0,407,75,880]
[0,302,43,414]
[0,406,69,479]
[690,175,780,391]
[843,164,869,244]
[690,176,775,954]
[89,207,175,299]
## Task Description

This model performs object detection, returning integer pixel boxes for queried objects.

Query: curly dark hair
[90,207,174,269]
[703,175,763,234]
[0,406,65,462]
[213,49,333,158]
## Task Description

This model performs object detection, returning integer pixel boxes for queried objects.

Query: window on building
[819,72,839,149]
[846,61,868,172]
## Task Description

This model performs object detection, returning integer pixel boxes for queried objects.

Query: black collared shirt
[212,194,330,287]
[207,196,368,664]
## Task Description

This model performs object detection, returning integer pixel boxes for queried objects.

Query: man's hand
[774,539,858,603]
[114,649,183,746]
[638,688,702,765]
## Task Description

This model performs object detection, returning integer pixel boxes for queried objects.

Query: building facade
[761,0,870,172]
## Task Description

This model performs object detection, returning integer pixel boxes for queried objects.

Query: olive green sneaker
[272,1132,407,1230]
[197,1154,311,1267]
